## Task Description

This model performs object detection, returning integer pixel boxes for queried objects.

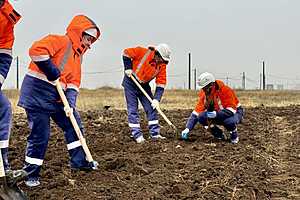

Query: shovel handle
[55,80,94,162]
[129,75,177,130]
[0,150,5,178]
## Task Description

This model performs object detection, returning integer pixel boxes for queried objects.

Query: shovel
[0,150,27,200]
[55,80,97,168]
[129,75,179,134]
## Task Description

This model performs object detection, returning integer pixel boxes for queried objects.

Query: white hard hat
[84,28,97,38]
[197,72,215,88]
[156,43,171,62]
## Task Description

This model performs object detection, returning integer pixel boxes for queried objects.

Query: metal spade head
[0,177,27,200]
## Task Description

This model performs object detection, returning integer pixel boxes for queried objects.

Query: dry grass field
[4,88,300,112]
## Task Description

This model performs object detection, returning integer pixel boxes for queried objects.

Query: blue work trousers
[23,107,89,179]
[123,76,159,139]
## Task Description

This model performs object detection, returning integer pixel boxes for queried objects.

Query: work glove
[181,128,190,140]
[124,69,133,77]
[207,111,217,118]
[64,106,73,117]
[151,99,160,109]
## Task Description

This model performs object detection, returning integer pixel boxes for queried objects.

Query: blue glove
[181,128,190,140]
[207,111,217,118]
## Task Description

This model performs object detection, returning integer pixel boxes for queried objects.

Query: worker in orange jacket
[122,44,171,143]
[18,15,100,187]
[181,72,244,144]
[0,0,27,184]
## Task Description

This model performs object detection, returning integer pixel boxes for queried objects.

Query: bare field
[9,105,300,199]
[2,88,300,199]
[4,88,300,113]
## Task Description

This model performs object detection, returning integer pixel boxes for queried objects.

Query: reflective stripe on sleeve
[30,55,50,62]
[25,156,43,166]
[192,111,199,116]
[27,70,66,89]
[0,49,12,56]
[123,53,130,58]
[67,141,81,150]
[226,107,237,114]
[67,84,79,92]
[156,84,166,88]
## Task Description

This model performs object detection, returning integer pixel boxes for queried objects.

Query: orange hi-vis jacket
[123,46,167,88]
[193,80,241,115]
[0,0,21,55]
[27,15,100,91]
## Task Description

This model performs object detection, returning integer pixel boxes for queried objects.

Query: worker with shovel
[122,44,171,143]
[18,15,100,187]
[181,72,244,144]
[0,0,28,183]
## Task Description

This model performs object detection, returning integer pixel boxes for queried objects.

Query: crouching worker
[0,0,27,184]
[181,72,244,144]
[18,15,101,187]
[122,44,171,143]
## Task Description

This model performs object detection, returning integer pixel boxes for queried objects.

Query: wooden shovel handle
[129,75,177,130]
[55,80,94,162]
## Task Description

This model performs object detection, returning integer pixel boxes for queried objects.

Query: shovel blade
[167,124,181,139]
[0,184,27,200]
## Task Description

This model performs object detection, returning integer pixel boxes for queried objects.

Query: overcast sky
[3,0,300,89]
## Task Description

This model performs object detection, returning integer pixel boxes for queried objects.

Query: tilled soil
[6,106,300,200]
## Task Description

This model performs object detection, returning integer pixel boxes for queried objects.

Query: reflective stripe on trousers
[23,107,88,179]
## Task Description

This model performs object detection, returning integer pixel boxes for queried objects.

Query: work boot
[25,177,40,187]
[135,135,145,143]
[71,161,99,172]
[210,126,225,140]
[230,130,239,144]
[6,169,28,186]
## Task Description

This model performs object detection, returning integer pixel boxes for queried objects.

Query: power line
[267,74,300,81]
[83,69,122,75]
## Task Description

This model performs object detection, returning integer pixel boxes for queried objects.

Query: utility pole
[193,68,197,90]
[16,56,19,90]
[262,61,266,90]
[259,73,262,90]
[188,53,191,90]
[226,76,229,85]
[242,72,246,90]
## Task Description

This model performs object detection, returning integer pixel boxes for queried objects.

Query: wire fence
[4,58,300,90]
